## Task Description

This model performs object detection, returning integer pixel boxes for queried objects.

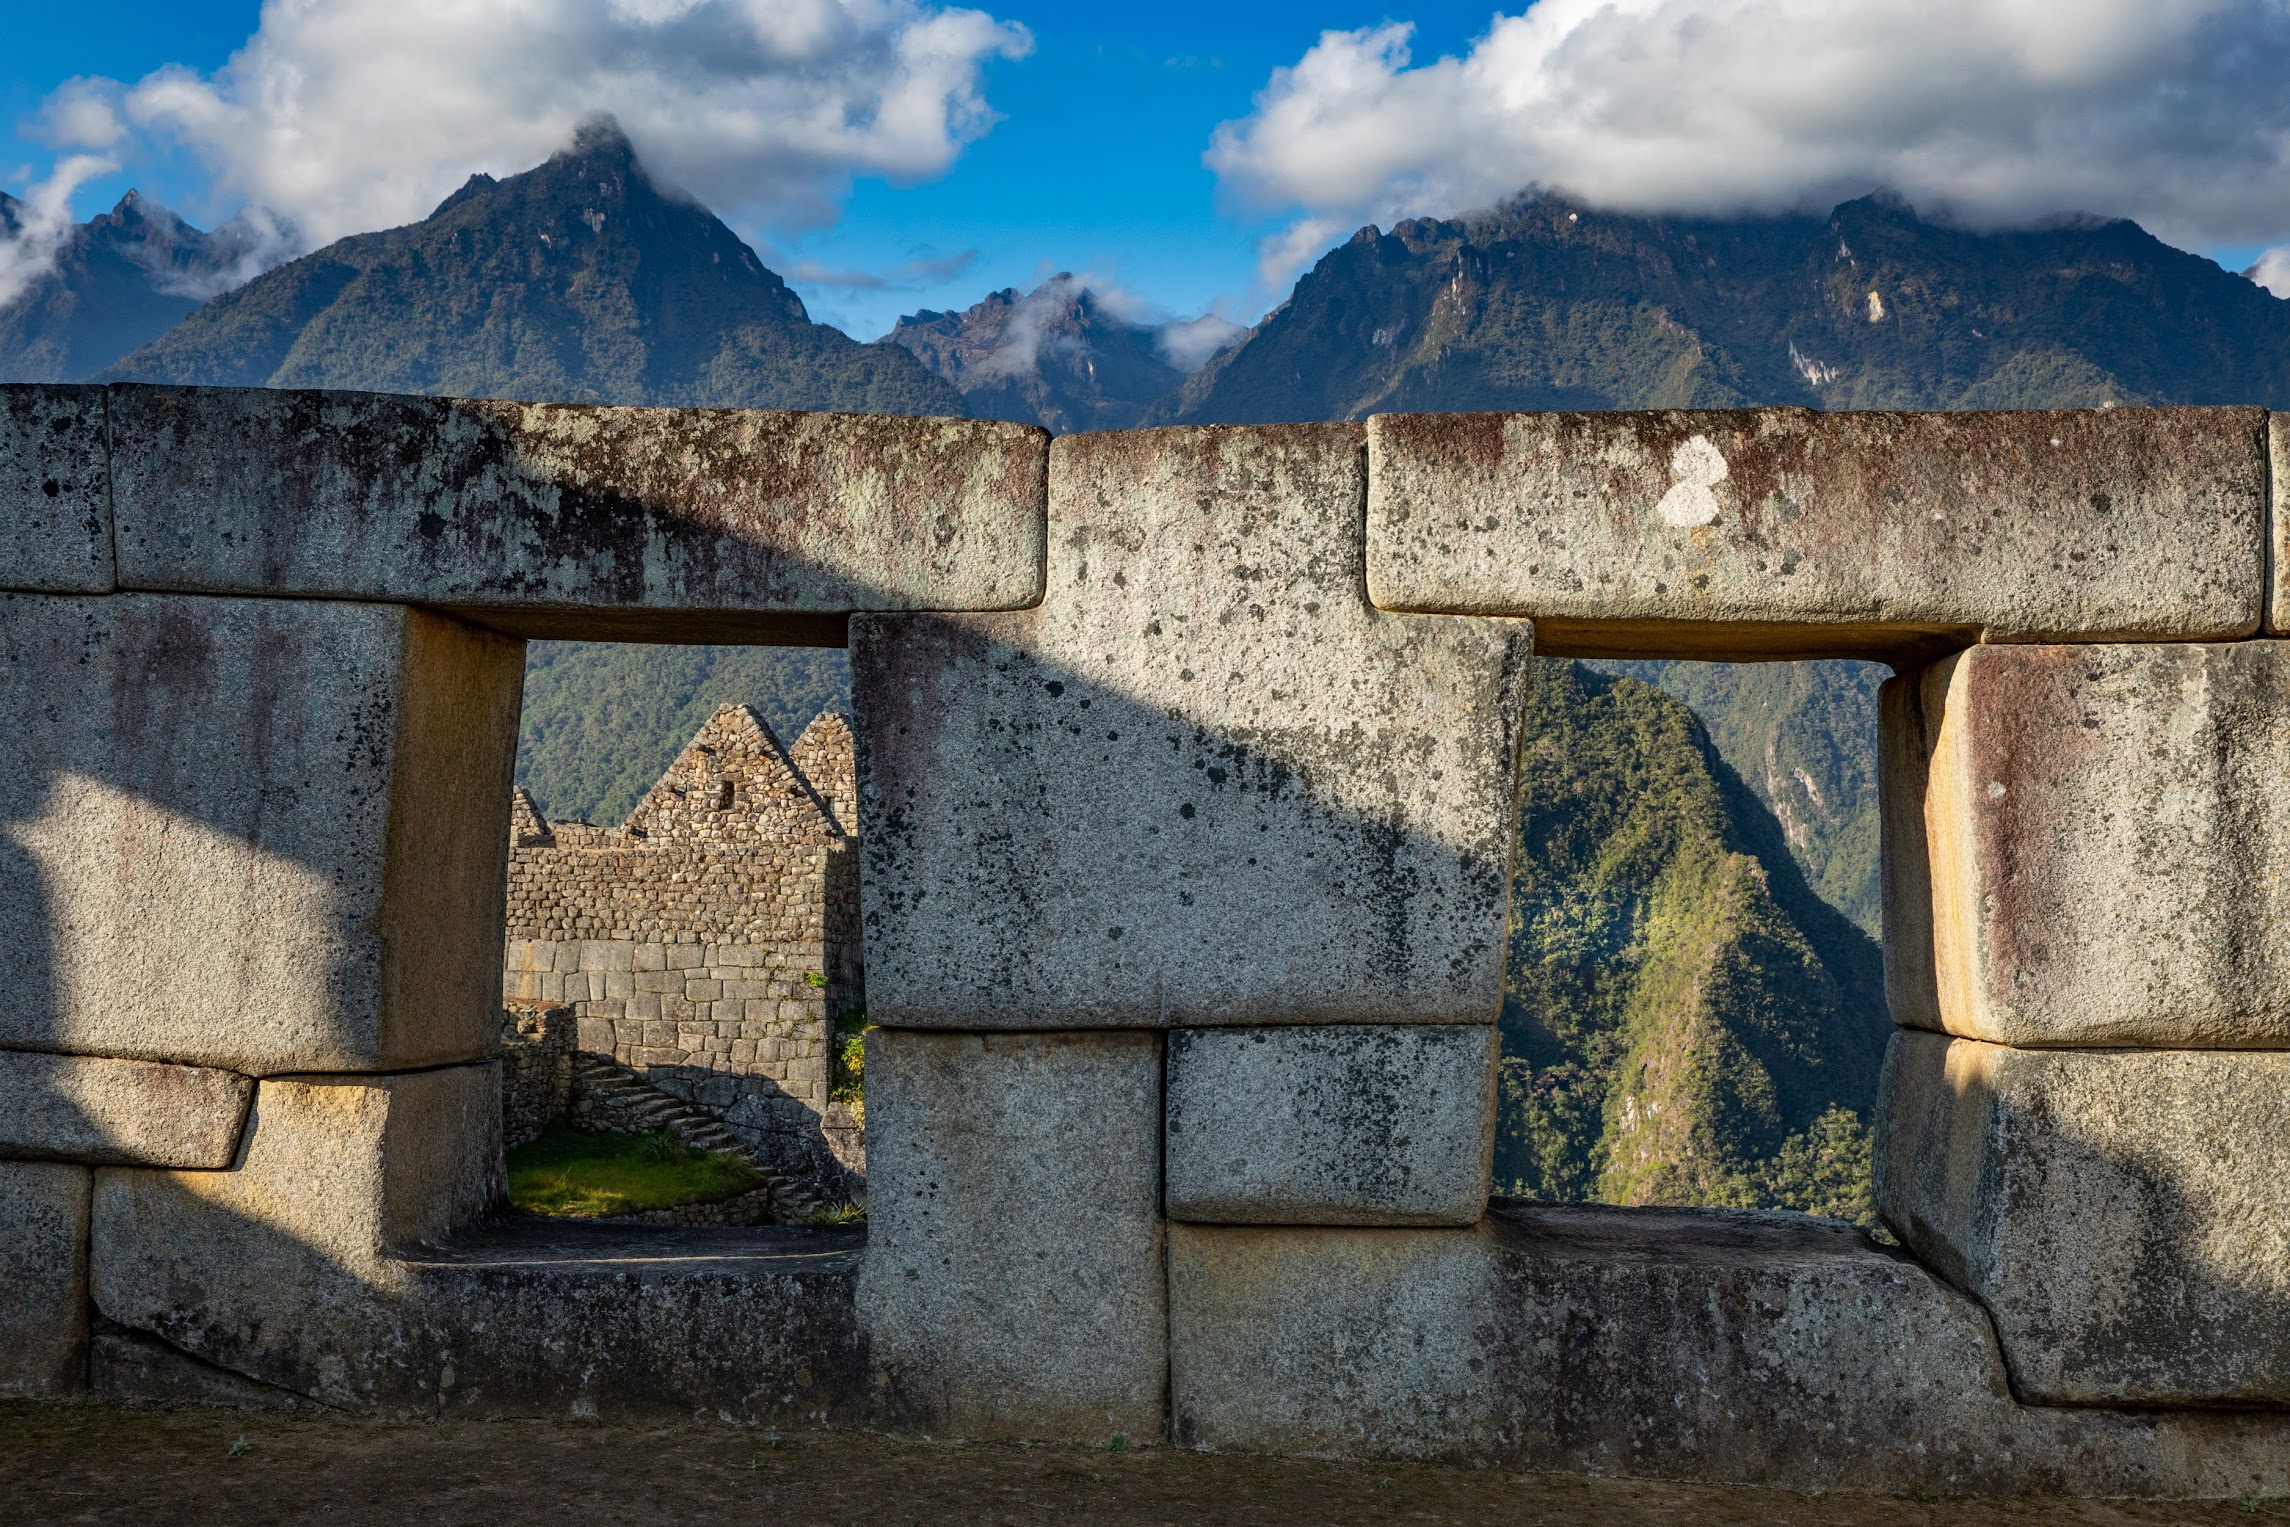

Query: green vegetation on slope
[1595,660,1885,935]
[507,1123,761,1218]
[515,642,851,826]
[1499,661,1890,1222]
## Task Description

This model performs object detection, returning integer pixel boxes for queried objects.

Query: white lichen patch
[1655,434,1728,528]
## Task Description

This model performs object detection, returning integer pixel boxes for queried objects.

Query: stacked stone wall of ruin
[501,705,860,1182]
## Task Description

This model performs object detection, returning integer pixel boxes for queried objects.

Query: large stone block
[91,1064,502,1407]
[1165,1024,1493,1225]
[0,1049,251,1166]
[856,1029,1164,1441]
[1876,1031,2290,1405]
[0,1161,89,1397]
[1368,408,2265,659]
[0,593,523,1073]
[1883,641,2290,1047]
[1,386,111,594]
[108,386,1046,640]
[1170,1205,2290,1496]
[853,425,1533,1029]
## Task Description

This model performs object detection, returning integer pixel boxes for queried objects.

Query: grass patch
[508,1122,762,1218]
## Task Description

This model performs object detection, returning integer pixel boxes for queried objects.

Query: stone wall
[501,704,862,1198]
[498,1006,572,1150]
[15,383,2290,1497]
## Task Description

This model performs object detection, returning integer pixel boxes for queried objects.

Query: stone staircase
[571,1053,829,1222]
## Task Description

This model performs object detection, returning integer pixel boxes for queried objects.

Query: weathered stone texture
[92,1064,503,1408]
[0,593,523,1074]
[1,385,111,594]
[1884,642,2290,1047]
[857,1029,1164,1441]
[91,1213,867,1422]
[1165,1025,1493,1225]
[0,1161,90,1397]
[108,386,1046,637]
[853,425,1533,1029]
[1368,408,2266,658]
[1877,1030,2290,1406]
[1171,1205,2290,1496]
[0,1049,251,1167]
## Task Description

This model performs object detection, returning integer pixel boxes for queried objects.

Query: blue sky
[8,2,2286,338]
[2,1,1505,338]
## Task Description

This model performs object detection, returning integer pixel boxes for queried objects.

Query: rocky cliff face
[884,276,1187,433]
[97,121,961,417]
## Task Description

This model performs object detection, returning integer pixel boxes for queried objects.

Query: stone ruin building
[9,384,2290,1501]
[500,704,864,1203]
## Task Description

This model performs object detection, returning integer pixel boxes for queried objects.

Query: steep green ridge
[1499,661,1889,1221]
[516,643,851,826]
[1160,193,2290,423]
[1594,661,1885,936]
[97,121,960,416]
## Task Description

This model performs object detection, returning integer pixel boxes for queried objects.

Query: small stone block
[0,1049,252,1167]
[1876,1031,2290,1404]
[0,385,112,594]
[1165,1025,1494,1225]
[858,1029,1164,1441]
[1884,641,2290,1046]
[0,1161,89,1396]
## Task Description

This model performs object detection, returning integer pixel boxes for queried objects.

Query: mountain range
[14,127,2290,1221]
[95,122,959,417]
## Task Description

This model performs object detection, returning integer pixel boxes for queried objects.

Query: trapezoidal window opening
[498,636,868,1231]
[1494,653,1891,1228]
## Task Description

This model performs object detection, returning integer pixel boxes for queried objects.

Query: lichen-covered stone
[1368,408,2265,659]
[0,593,523,1074]
[1170,1205,2290,1496]
[91,1064,502,1408]
[1877,1030,2290,1405]
[1,385,111,594]
[0,1161,89,1397]
[108,386,1046,638]
[857,1029,1164,1441]
[853,425,1533,1029]
[0,1049,252,1166]
[1165,1025,1493,1225]
[1884,642,2290,1047]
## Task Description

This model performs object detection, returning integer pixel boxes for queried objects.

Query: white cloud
[967,273,1244,378]
[2248,247,2290,298]
[74,0,1028,257]
[1210,1,2290,286]
[784,249,979,290]
[0,153,117,308]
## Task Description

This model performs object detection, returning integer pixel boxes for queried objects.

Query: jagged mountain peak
[886,273,1193,433]
[95,130,960,415]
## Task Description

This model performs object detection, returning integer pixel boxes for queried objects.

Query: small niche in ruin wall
[501,704,865,1201]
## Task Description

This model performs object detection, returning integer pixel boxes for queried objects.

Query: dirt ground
[5,1405,2289,1526]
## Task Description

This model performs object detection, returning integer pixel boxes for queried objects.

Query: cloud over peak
[49,0,1030,257]
[1211,1,2290,285]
